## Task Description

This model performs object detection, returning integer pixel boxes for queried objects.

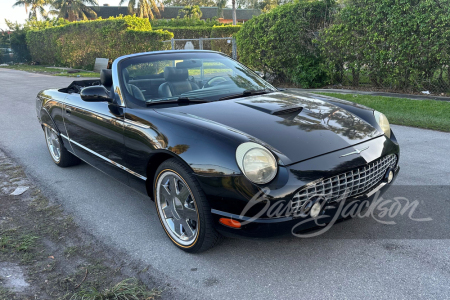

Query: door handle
[66,107,72,115]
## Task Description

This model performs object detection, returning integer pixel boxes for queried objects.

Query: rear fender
[39,101,71,150]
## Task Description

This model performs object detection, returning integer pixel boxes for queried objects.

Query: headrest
[100,69,112,87]
[122,68,130,82]
[164,67,188,82]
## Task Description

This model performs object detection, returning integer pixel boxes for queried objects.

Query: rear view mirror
[176,60,202,69]
[80,86,113,103]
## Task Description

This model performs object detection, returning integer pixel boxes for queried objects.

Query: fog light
[310,202,322,218]
[387,170,394,183]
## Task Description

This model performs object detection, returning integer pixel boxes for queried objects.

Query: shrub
[8,29,30,63]
[210,25,241,37]
[320,0,450,92]
[210,25,241,57]
[3,18,70,63]
[236,0,335,87]
[151,26,213,39]
[151,18,219,28]
[26,15,173,69]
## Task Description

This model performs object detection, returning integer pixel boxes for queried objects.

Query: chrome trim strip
[63,134,146,181]
[366,182,386,198]
[125,119,151,129]
[340,146,370,158]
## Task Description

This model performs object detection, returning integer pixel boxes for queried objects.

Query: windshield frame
[117,51,277,108]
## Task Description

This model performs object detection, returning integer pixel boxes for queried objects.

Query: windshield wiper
[218,89,274,101]
[146,97,207,106]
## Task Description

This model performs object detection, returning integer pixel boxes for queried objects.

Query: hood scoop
[271,106,303,116]
[238,101,303,116]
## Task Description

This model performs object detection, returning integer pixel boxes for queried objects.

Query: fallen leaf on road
[10,186,29,196]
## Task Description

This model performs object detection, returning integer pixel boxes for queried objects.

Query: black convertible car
[36,50,400,252]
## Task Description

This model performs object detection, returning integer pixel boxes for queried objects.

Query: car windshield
[118,52,276,107]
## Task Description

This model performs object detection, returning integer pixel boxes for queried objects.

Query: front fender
[40,106,59,133]
[309,93,381,131]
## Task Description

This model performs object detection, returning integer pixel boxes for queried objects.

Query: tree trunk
[351,67,360,87]
[69,10,75,22]
[232,0,236,25]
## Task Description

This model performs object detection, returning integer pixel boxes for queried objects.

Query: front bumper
[212,165,400,238]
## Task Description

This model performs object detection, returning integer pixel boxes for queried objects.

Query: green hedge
[8,31,31,63]
[236,0,335,87]
[151,18,220,27]
[26,16,173,70]
[153,25,240,40]
[152,26,213,39]
[320,0,450,92]
[2,18,72,63]
[210,25,241,37]
[211,25,241,56]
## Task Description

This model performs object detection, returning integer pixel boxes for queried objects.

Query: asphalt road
[1,68,450,299]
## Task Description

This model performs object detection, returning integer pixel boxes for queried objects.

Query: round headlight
[236,142,277,184]
[374,111,391,138]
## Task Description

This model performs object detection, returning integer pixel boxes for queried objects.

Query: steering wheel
[203,76,229,88]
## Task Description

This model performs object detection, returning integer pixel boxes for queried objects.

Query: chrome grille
[291,154,397,212]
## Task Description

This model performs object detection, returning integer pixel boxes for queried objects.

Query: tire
[154,158,222,253]
[44,126,80,167]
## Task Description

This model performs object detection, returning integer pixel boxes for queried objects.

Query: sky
[0,0,122,30]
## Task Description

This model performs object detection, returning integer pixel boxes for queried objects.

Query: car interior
[157,67,200,98]
[59,55,273,108]
[120,59,236,105]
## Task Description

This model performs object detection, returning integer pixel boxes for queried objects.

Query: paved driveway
[1,68,449,299]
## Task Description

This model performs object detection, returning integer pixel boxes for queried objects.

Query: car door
[63,94,129,184]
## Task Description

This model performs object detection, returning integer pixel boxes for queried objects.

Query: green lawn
[315,92,450,132]
[0,64,99,77]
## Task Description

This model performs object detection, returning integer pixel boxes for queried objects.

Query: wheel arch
[145,150,195,199]
[40,107,60,135]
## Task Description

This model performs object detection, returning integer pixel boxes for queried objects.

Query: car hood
[156,91,381,164]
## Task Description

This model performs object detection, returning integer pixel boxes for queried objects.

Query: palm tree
[179,5,202,19]
[12,0,49,20]
[216,0,226,18]
[50,0,99,22]
[119,0,162,20]
[231,0,236,25]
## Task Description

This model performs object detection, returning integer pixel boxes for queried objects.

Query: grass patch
[0,287,13,299]
[0,149,162,299]
[71,278,160,300]
[0,228,40,264]
[0,64,99,78]
[315,92,450,132]
[64,246,79,258]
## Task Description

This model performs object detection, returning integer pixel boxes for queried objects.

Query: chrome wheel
[156,171,199,246]
[45,126,61,162]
